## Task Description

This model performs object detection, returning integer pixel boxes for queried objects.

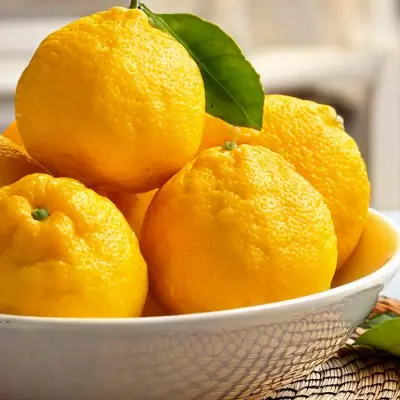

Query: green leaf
[140,4,264,130]
[355,317,400,357]
[361,313,397,329]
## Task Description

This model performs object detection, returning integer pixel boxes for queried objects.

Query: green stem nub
[223,140,238,151]
[32,208,49,221]
[129,0,140,9]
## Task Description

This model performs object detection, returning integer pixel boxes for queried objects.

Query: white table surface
[381,211,400,300]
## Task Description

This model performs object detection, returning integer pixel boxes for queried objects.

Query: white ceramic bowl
[0,209,399,400]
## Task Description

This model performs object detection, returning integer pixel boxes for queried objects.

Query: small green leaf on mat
[356,317,400,357]
[140,4,264,130]
[361,313,397,329]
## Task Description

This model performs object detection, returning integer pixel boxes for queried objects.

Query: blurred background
[0,0,399,209]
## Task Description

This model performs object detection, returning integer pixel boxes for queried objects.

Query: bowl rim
[1,208,400,328]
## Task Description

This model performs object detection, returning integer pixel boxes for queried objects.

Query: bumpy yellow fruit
[0,174,148,318]
[332,211,399,287]
[2,121,25,149]
[0,136,47,188]
[105,189,157,239]
[141,144,337,314]
[16,7,205,193]
[201,95,370,267]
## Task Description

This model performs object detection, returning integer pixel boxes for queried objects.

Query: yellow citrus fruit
[141,144,337,314]
[104,189,157,239]
[0,173,148,318]
[201,95,370,267]
[332,211,399,287]
[2,121,25,149]
[16,7,205,193]
[0,136,48,188]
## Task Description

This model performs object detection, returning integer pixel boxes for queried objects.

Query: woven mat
[265,297,400,400]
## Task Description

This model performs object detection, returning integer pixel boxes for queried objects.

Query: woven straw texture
[265,297,400,400]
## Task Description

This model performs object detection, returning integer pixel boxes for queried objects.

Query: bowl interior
[332,209,400,288]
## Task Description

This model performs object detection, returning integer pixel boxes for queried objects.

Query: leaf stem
[129,0,140,9]
[223,141,238,151]
[32,208,49,221]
